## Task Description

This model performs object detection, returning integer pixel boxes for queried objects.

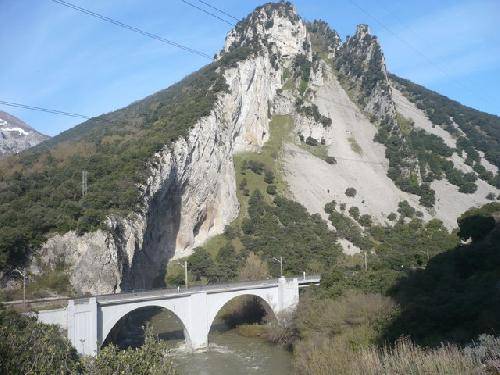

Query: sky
[0,0,499,136]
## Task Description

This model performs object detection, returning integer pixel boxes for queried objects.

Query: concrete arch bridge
[37,275,320,355]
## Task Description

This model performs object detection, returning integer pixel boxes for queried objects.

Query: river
[173,330,292,374]
[106,306,293,374]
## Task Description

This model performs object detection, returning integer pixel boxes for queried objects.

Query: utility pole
[13,268,26,308]
[81,170,88,197]
[273,257,283,277]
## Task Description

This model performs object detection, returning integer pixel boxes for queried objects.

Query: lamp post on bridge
[171,260,188,290]
[272,256,283,277]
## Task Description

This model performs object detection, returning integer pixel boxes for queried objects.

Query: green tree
[349,206,360,220]
[215,243,240,281]
[85,325,176,374]
[345,187,357,197]
[0,307,82,374]
[187,247,215,281]
[264,170,275,184]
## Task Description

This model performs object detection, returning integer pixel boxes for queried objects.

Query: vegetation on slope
[323,199,458,295]
[387,203,500,346]
[391,73,500,178]
[0,304,177,374]
[267,203,500,374]
[0,47,256,272]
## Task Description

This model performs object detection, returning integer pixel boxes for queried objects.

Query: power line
[50,0,211,59]
[0,99,119,126]
[197,0,239,21]
[180,0,304,54]
[0,100,92,120]
[181,0,234,26]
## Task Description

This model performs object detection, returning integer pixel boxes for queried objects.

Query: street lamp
[272,256,283,277]
[12,268,26,308]
[170,260,188,289]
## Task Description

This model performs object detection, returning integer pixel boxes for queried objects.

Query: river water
[107,307,293,374]
[173,330,292,374]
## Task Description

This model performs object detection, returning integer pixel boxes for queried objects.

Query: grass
[348,136,363,155]
[199,115,294,257]
[396,112,414,136]
[293,336,487,375]
[234,115,293,219]
[299,142,330,161]
[283,78,295,91]
[299,79,308,95]
[237,324,268,338]
[291,291,498,375]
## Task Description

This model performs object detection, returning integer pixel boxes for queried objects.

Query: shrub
[359,214,372,227]
[85,326,176,374]
[320,116,332,127]
[387,213,397,221]
[324,200,336,214]
[264,170,275,184]
[486,192,496,200]
[397,200,416,218]
[345,187,357,197]
[294,336,485,375]
[238,252,269,281]
[306,136,318,146]
[325,156,337,164]
[246,160,265,175]
[0,307,82,374]
[266,184,277,195]
[349,206,360,220]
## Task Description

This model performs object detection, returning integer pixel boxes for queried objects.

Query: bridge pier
[185,291,209,350]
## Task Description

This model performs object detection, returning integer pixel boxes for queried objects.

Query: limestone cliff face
[37,4,307,295]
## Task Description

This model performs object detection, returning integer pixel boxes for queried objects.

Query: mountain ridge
[0,110,49,158]
[0,2,498,295]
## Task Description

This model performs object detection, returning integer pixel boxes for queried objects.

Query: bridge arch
[99,297,192,350]
[206,288,280,335]
[102,305,187,349]
[208,293,277,335]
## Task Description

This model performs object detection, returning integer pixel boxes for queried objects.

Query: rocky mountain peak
[0,110,49,158]
[221,1,307,59]
[306,20,341,54]
[355,24,370,38]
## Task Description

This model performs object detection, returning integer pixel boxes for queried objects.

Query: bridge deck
[2,275,320,307]
[94,275,320,305]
